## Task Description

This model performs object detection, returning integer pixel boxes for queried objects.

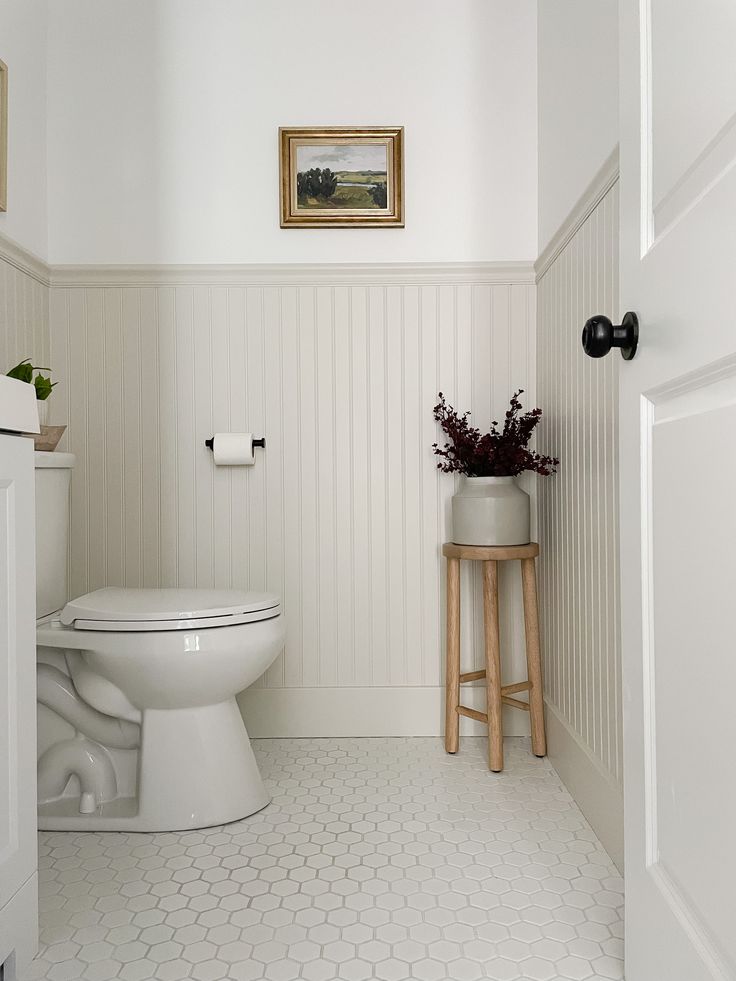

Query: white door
[620,1,736,978]
[0,433,38,979]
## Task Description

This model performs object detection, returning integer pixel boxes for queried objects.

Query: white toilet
[34,451,285,831]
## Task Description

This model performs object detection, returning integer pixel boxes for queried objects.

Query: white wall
[537,0,618,252]
[0,0,48,259]
[46,0,538,265]
[50,267,537,738]
[34,2,539,740]
[0,0,49,388]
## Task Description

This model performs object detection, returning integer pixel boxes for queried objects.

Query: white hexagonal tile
[20,738,623,981]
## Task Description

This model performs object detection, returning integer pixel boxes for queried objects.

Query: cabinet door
[0,434,37,978]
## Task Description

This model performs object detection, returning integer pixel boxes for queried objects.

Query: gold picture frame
[280,126,403,228]
[0,60,7,213]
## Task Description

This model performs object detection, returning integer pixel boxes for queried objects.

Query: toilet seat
[61,587,281,632]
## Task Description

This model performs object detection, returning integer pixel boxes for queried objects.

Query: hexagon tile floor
[22,737,624,981]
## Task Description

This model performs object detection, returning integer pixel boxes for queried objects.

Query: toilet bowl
[35,452,285,831]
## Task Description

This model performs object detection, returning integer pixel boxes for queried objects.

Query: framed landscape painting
[0,60,7,212]
[280,126,404,227]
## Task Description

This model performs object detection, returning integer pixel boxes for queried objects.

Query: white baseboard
[238,686,531,740]
[544,699,624,871]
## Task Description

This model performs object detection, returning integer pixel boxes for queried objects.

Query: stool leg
[483,560,504,772]
[521,557,547,757]
[445,556,461,754]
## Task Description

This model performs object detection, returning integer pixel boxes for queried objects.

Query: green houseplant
[6,358,65,450]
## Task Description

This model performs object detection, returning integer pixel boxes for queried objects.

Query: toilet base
[38,699,270,831]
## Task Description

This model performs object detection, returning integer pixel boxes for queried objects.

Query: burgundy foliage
[432,391,559,477]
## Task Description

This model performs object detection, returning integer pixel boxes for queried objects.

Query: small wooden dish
[33,424,66,452]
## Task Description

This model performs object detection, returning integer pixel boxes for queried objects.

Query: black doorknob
[581,312,639,361]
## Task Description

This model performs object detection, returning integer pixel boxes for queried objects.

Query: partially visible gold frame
[0,60,7,213]
[279,126,404,228]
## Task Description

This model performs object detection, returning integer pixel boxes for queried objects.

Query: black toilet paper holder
[205,436,266,450]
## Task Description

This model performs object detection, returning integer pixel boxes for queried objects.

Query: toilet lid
[61,587,281,632]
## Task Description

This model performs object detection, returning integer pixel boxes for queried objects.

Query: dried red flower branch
[432,391,559,477]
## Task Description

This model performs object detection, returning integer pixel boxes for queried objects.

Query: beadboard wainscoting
[536,153,623,868]
[49,264,537,738]
[0,236,50,378]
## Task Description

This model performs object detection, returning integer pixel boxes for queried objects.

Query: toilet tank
[34,451,76,619]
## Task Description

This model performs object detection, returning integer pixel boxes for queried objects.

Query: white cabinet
[0,428,38,978]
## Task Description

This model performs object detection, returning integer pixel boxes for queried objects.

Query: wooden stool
[443,542,546,772]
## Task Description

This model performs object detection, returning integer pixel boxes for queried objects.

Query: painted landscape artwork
[0,60,7,212]
[296,143,388,211]
[280,127,403,227]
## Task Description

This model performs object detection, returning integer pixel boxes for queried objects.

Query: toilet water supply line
[36,663,140,813]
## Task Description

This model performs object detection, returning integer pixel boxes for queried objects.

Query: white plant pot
[451,476,530,546]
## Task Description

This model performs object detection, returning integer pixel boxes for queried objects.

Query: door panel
[648,0,736,239]
[651,0,736,203]
[621,0,736,977]
[653,397,736,965]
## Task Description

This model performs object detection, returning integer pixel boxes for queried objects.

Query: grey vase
[451,476,530,546]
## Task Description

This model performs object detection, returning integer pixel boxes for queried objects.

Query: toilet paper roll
[211,433,255,466]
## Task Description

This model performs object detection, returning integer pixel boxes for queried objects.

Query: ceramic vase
[451,475,530,546]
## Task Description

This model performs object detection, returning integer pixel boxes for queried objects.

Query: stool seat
[442,542,540,561]
[443,541,546,772]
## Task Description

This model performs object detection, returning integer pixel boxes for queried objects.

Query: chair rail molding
[0,236,537,289]
[0,232,535,290]
[535,147,620,282]
[0,229,50,287]
[49,261,535,288]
